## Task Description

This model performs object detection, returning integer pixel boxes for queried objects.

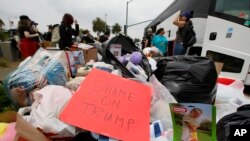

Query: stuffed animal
[118,51,142,66]
[130,51,142,65]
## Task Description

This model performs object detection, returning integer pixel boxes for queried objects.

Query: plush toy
[118,51,142,66]
[130,51,142,65]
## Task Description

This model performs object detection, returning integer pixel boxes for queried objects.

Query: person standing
[18,15,39,59]
[152,28,168,56]
[145,28,154,47]
[141,36,146,50]
[81,30,95,44]
[59,13,79,50]
[99,31,110,43]
[29,21,41,44]
[44,25,53,41]
[173,10,194,55]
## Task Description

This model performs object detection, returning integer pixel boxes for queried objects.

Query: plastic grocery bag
[19,85,77,139]
[216,77,245,104]
[3,48,69,108]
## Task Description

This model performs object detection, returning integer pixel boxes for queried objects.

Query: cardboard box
[83,48,98,63]
[214,62,224,75]
[40,41,53,48]
[70,47,98,64]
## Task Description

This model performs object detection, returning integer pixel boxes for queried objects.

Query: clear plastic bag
[4,48,69,108]
[148,75,177,131]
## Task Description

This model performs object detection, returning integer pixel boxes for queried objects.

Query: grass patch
[0,60,8,67]
[0,83,15,112]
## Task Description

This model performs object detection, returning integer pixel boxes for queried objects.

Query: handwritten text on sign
[60,69,151,141]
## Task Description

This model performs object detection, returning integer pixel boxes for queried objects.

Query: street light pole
[125,0,133,36]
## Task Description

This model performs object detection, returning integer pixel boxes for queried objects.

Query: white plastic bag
[216,97,250,122]
[21,85,77,138]
[216,78,245,104]
[216,77,250,122]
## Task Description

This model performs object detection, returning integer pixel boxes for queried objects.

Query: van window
[206,50,244,73]
[215,0,250,20]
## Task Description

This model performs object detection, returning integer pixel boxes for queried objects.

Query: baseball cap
[180,11,193,18]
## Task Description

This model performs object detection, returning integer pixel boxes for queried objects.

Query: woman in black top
[59,13,79,50]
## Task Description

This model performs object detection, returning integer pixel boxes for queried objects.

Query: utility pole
[125,0,133,36]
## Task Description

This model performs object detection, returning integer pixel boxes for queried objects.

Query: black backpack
[181,21,197,48]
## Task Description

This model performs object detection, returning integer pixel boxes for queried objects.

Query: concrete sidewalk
[0,57,20,81]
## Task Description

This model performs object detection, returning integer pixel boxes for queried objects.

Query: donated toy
[118,51,148,81]
[118,51,142,66]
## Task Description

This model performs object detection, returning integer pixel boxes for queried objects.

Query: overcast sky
[0,0,173,39]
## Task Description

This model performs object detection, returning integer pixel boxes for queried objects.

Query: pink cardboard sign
[60,68,151,141]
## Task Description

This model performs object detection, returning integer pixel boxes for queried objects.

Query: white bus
[146,0,250,88]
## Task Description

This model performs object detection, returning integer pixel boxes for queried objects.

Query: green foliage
[0,30,9,41]
[0,60,8,67]
[112,23,122,35]
[0,18,8,41]
[198,119,212,132]
[175,125,212,141]
[0,18,5,29]
[79,28,85,36]
[0,84,14,112]
[92,17,109,35]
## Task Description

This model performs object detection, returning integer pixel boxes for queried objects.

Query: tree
[0,18,8,41]
[92,17,107,36]
[79,28,85,36]
[0,18,4,29]
[112,23,122,35]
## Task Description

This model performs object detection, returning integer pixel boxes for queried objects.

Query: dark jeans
[174,42,187,55]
